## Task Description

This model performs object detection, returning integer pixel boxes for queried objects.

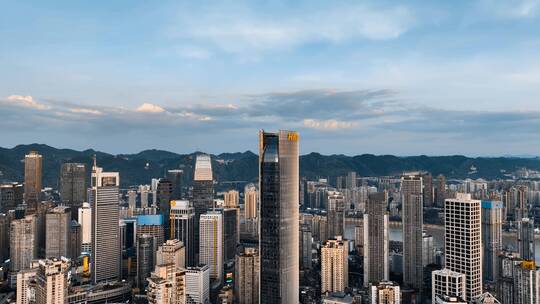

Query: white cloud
[5,95,50,110]
[70,108,102,115]
[477,0,540,18]
[136,103,165,113]
[303,118,357,130]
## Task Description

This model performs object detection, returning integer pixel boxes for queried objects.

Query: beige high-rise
[224,190,239,208]
[321,236,349,294]
[236,247,260,304]
[24,151,42,209]
[147,264,186,304]
[35,258,70,304]
[45,206,71,258]
[244,184,257,220]
[157,239,185,269]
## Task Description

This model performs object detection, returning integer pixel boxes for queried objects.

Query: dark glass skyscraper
[167,169,184,200]
[59,163,86,220]
[259,130,299,304]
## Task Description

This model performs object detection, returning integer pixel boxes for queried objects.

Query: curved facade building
[259,130,299,304]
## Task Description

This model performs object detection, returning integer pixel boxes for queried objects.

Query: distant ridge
[1,144,540,187]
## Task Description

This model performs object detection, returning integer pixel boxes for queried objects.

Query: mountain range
[1,144,540,188]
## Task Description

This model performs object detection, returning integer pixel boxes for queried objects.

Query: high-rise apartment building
[401,172,424,293]
[199,211,223,284]
[170,200,195,266]
[444,193,482,301]
[45,205,71,258]
[244,184,257,220]
[224,190,239,208]
[327,191,345,240]
[370,281,401,304]
[192,154,214,263]
[59,163,86,219]
[167,169,184,200]
[512,260,540,304]
[517,218,535,261]
[10,215,37,273]
[346,171,357,190]
[259,130,300,304]
[363,192,389,287]
[78,202,92,253]
[185,265,210,304]
[431,269,466,303]
[35,257,70,304]
[321,236,349,294]
[90,158,121,284]
[481,200,503,283]
[0,182,23,212]
[24,151,42,210]
[236,247,260,304]
[147,264,186,304]
[127,190,137,210]
[157,239,185,269]
[16,266,38,304]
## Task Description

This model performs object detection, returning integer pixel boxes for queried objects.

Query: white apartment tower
[321,236,349,294]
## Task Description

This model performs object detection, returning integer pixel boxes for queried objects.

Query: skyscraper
[24,151,42,210]
[299,223,313,270]
[259,130,300,304]
[136,214,165,246]
[78,202,92,253]
[137,234,156,289]
[346,171,357,190]
[363,192,389,287]
[431,269,466,303]
[156,239,185,269]
[218,207,239,262]
[436,175,446,208]
[321,236,349,294]
[35,257,70,304]
[244,184,258,220]
[147,264,186,304]
[167,169,184,200]
[401,172,424,294]
[512,260,540,304]
[0,182,23,212]
[185,265,210,304]
[327,190,345,240]
[0,214,9,263]
[192,154,214,263]
[236,247,260,304]
[170,200,195,266]
[157,178,173,239]
[444,193,482,301]
[45,205,71,259]
[517,218,535,261]
[59,163,86,219]
[421,172,433,208]
[224,190,239,208]
[481,200,503,283]
[199,211,223,284]
[10,215,37,273]
[90,157,121,284]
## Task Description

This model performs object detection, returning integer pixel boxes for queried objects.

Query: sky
[2,0,540,156]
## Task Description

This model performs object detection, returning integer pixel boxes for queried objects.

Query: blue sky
[2,0,540,155]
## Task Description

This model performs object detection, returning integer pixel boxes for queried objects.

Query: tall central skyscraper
[401,172,424,294]
[24,151,42,210]
[444,193,482,301]
[90,157,121,284]
[363,192,389,287]
[192,154,214,264]
[259,130,299,304]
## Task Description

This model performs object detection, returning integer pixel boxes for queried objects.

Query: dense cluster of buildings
[0,131,538,303]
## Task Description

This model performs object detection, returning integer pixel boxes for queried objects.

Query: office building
[236,247,260,304]
[185,265,210,304]
[70,220,82,259]
[10,215,37,272]
[327,191,345,240]
[0,182,23,212]
[432,269,466,304]
[220,207,239,262]
[481,200,503,283]
[422,172,433,207]
[193,154,214,263]
[78,202,92,253]
[244,184,257,220]
[157,239,185,269]
[259,130,300,303]
[422,233,434,267]
[199,211,223,284]
[45,205,71,258]
[363,192,389,286]
[370,281,401,304]
[170,200,196,266]
[517,218,535,261]
[436,175,447,207]
[157,178,173,239]
[401,172,424,293]
[35,257,70,304]
[147,264,186,304]
[136,214,165,246]
[321,236,349,294]
[444,193,482,301]
[59,163,86,219]
[167,169,184,200]
[300,223,313,270]
[24,151,42,210]
[90,157,121,284]
[137,234,156,289]
[224,190,239,208]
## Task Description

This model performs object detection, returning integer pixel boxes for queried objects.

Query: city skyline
[2,1,540,155]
